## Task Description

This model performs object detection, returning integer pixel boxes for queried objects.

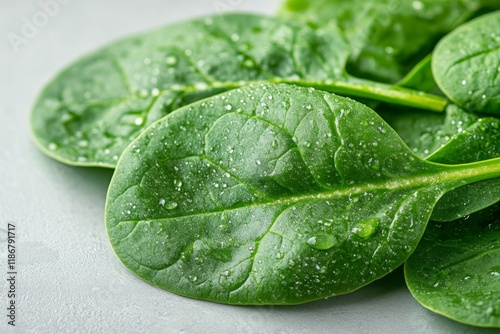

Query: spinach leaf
[397,54,441,95]
[106,84,500,304]
[381,103,500,222]
[279,0,500,83]
[30,13,445,168]
[380,104,478,159]
[405,212,500,327]
[429,115,500,221]
[433,11,500,114]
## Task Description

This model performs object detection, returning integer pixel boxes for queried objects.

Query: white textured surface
[0,1,496,333]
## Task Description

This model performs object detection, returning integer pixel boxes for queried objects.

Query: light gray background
[0,1,496,333]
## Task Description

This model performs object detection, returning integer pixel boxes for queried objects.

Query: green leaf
[279,0,500,83]
[106,83,500,304]
[433,11,500,114]
[380,104,478,159]
[397,54,441,94]
[31,13,445,168]
[429,114,500,221]
[405,212,500,328]
[381,103,500,221]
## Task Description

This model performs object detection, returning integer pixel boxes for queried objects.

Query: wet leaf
[280,0,500,83]
[30,13,445,168]
[106,84,500,304]
[433,11,500,114]
[405,212,500,328]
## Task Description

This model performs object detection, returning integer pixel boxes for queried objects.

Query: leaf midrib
[111,160,500,227]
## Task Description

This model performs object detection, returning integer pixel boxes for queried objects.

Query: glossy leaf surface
[381,104,500,221]
[30,13,346,167]
[280,0,500,83]
[405,213,500,327]
[433,11,500,114]
[31,13,446,168]
[106,84,500,304]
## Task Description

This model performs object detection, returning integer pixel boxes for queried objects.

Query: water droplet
[255,160,262,166]
[159,198,166,206]
[135,117,144,125]
[163,202,178,210]
[225,104,232,111]
[275,252,284,259]
[165,56,177,66]
[242,59,255,68]
[231,33,240,42]
[461,80,467,86]
[412,1,423,10]
[48,142,58,150]
[307,233,336,250]
[352,218,380,238]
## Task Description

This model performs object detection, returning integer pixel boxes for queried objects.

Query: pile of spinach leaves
[30,1,500,328]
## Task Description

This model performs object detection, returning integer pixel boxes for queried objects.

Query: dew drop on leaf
[165,56,177,66]
[352,218,380,238]
[307,233,336,250]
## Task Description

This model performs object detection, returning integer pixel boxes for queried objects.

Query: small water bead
[225,104,232,111]
[48,142,58,151]
[134,117,144,125]
[165,56,177,66]
[242,59,255,68]
[412,0,423,10]
[352,218,380,238]
[461,80,467,86]
[307,233,336,250]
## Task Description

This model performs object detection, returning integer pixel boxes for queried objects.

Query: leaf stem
[453,157,500,185]
[274,77,448,112]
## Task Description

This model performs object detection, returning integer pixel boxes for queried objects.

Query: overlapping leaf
[406,210,500,327]
[433,11,500,114]
[280,0,500,83]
